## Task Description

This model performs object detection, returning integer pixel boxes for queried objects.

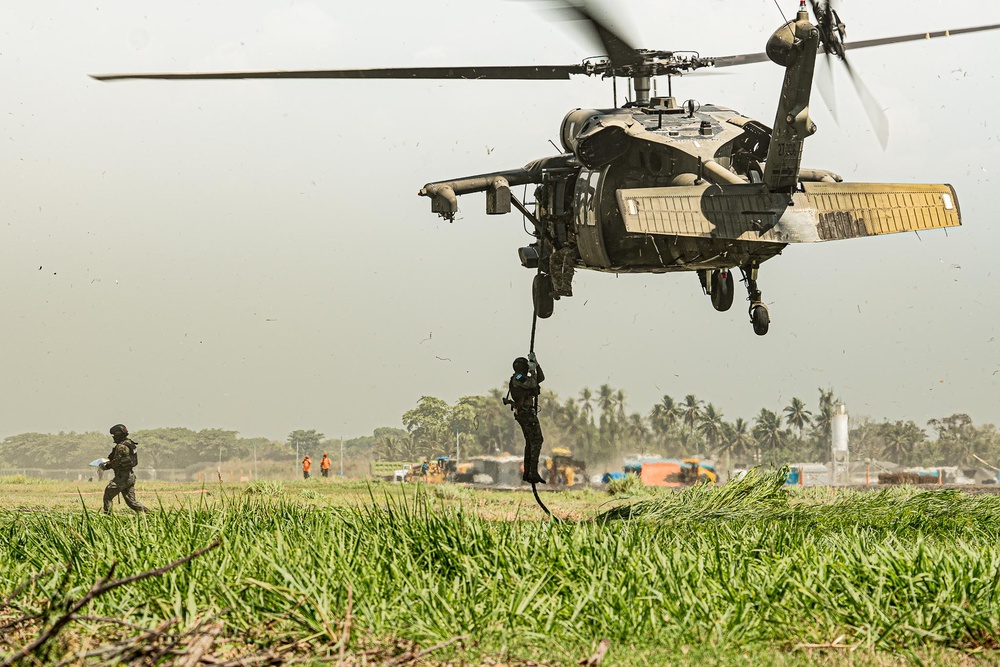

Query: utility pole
[339,438,344,477]
[455,429,460,469]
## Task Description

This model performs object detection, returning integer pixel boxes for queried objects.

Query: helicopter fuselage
[420,98,804,275]
[556,101,790,274]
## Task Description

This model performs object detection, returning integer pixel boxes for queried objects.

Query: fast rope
[527,238,551,517]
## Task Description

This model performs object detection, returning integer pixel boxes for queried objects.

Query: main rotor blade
[91,64,584,82]
[711,52,771,68]
[711,22,1000,70]
[547,1,642,67]
[845,23,1000,52]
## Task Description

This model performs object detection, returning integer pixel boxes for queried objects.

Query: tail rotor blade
[843,59,889,150]
[815,51,839,125]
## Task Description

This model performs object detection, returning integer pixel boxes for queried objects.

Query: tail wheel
[710,270,735,312]
[533,273,555,319]
[751,304,770,336]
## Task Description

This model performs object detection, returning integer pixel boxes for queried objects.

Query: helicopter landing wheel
[533,273,555,319]
[750,303,770,336]
[710,269,734,312]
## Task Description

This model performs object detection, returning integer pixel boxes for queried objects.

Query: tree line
[2,388,998,473]
[377,387,1000,472]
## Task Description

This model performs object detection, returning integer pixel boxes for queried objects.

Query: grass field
[2,472,999,665]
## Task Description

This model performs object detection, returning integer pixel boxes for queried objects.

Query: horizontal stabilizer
[617,182,960,243]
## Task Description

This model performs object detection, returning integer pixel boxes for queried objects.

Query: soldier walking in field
[99,423,149,514]
[505,353,546,484]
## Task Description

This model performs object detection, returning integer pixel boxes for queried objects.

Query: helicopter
[92,1,1000,336]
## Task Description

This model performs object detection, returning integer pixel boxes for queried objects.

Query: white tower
[831,402,850,484]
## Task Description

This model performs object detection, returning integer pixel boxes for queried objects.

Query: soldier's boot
[554,280,573,298]
[551,251,576,297]
[102,486,117,514]
[550,272,571,298]
[562,267,575,297]
[522,442,545,484]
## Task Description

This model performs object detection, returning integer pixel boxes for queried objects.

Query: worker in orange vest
[320,452,332,478]
[302,454,312,480]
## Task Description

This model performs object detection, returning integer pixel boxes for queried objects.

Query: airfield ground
[2,473,999,666]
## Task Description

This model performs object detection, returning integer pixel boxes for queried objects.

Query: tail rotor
[809,0,890,149]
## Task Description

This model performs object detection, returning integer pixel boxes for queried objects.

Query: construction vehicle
[544,447,587,488]
[403,457,475,484]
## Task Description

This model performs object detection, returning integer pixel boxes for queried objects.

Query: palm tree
[893,420,926,467]
[753,409,784,466]
[614,389,628,424]
[881,421,914,465]
[650,395,682,454]
[783,397,812,436]
[374,435,401,461]
[718,418,755,482]
[698,403,726,457]
[728,418,756,463]
[681,394,703,447]
[818,387,836,412]
[578,387,595,425]
[626,412,650,451]
[560,397,580,427]
[559,397,586,449]
[810,388,838,458]
[597,384,615,422]
[597,384,617,449]
[398,434,422,461]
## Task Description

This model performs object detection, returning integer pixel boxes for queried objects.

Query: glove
[528,352,536,363]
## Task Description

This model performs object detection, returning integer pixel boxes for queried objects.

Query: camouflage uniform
[101,435,148,514]
[508,358,546,484]
[549,243,578,297]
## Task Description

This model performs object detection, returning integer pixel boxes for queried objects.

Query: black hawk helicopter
[93,1,1000,335]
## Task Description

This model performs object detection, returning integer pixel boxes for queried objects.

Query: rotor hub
[585,50,715,80]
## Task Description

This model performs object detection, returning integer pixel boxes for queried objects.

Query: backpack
[126,439,139,469]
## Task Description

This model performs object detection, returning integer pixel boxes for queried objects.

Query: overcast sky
[2,1,999,442]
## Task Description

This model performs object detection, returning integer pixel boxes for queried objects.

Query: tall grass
[2,475,999,664]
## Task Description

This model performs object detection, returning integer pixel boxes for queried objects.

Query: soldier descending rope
[505,353,546,485]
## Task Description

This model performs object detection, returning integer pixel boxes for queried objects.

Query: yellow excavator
[544,448,587,488]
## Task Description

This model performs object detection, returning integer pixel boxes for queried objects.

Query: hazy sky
[3,1,999,442]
